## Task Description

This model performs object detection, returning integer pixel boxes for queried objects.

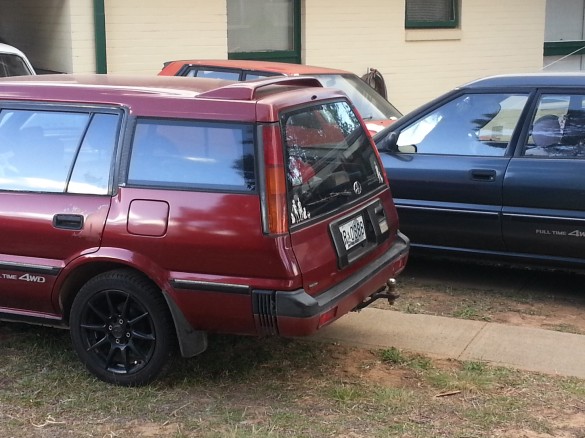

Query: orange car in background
[159,59,401,134]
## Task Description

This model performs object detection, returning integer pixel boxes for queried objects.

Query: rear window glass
[128,119,255,191]
[185,68,241,81]
[282,101,385,223]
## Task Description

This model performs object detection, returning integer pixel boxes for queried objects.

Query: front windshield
[315,74,401,122]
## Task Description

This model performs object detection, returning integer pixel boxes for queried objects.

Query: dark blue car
[375,73,585,271]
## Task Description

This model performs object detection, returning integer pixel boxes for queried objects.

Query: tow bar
[354,278,400,311]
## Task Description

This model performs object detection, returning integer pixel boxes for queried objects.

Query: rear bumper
[252,231,410,336]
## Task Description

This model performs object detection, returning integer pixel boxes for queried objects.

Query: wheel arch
[57,252,207,358]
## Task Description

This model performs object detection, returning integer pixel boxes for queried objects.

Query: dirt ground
[3,256,585,437]
[381,256,585,334]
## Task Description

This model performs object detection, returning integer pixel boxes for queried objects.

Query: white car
[0,43,35,76]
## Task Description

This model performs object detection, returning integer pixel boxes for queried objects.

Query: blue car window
[524,94,585,158]
[398,94,528,156]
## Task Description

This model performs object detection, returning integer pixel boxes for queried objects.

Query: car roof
[0,43,28,57]
[463,73,585,89]
[0,74,236,97]
[164,59,352,76]
[0,74,342,121]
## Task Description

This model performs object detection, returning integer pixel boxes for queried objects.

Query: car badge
[353,181,362,195]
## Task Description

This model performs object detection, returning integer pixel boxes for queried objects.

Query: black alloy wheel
[70,269,175,386]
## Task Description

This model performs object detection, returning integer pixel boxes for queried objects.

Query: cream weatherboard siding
[304,0,546,112]
[0,1,545,113]
[69,0,98,74]
[103,0,227,75]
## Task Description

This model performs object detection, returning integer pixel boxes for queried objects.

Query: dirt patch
[382,257,585,334]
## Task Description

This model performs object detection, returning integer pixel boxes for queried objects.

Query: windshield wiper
[306,190,353,207]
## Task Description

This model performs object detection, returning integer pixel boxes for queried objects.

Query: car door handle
[53,214,84,230]
[470,169,496,182]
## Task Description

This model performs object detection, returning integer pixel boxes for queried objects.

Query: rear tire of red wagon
[69,269,175,386]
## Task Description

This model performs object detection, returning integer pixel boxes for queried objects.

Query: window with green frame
[227,0,301,64]
[405,0,458,29]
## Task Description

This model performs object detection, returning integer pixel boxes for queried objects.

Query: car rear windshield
[282,100,386,225]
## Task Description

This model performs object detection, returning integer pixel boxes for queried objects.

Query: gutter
[93,0,107,73]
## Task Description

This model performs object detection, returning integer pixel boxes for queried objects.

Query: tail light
[262,124,288,235]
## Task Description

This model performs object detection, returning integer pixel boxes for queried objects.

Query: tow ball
[354,278,399,311]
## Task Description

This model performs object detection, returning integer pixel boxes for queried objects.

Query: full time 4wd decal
[1,273,46,283]
[536,229,585,238]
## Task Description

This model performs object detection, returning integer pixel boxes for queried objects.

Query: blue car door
[381,93,529,253]
[503,92,585,264]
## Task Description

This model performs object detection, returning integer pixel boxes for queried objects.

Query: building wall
[304,0,546,112]
[0,0,74,73]
[103,0,228,75]
[0,1,547,113]
[69,0,97,74]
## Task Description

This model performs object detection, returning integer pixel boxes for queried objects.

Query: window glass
[0,109,90,192]
[68,114,119,194]
[244,72,278,80]
[524,94,585,158]
[316,74,401,121]
[397,94,528,156]
[405,0,458,28]
[283,101,385,223]
[128,119,255,191]
[227,0,294,52]
[0,54,32,77]
[188,68,241,81]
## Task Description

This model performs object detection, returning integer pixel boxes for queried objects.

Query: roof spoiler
[198,76,323,101]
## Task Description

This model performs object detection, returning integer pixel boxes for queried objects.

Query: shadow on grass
[0,321,330,388]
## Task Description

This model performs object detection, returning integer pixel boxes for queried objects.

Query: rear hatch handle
[470,169,496,182]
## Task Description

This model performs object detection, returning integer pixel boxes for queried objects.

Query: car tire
[70,269,175,386]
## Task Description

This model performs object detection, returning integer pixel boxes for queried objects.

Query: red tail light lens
[263,124,288,235]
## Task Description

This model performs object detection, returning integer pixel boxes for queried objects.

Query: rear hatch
[281,100,399,295]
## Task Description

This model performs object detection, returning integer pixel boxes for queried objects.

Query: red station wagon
[0,74,409,385]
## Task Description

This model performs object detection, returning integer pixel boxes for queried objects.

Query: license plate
[339,215,366,250]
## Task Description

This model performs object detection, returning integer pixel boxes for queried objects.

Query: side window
[243,72,278,80]
[397,94,528,156]
[68,114,119,194]
[0,109,90,192]
[127,119,255,191]
[524,94,585,158]
[189,68,241,81]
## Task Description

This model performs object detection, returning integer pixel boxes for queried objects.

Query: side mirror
[376,131,398,152]
[397,144,417,153]
[376,132,417,154]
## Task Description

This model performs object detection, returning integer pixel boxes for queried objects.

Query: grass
[3,322,585,437]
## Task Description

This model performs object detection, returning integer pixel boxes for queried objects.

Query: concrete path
[312,308,585,379]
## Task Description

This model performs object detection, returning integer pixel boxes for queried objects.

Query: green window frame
[405,0,458,29]
[227,0,301,64]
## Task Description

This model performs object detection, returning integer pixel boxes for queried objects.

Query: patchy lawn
[3,258,585,437]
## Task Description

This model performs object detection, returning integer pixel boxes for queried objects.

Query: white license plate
[339,215,366,251]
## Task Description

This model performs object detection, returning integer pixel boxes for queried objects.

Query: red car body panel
[0,74,408,345]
